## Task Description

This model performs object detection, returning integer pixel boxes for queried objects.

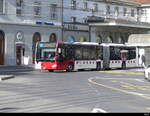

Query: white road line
[92,108,107,113]
[135,79,144,82]
[88,77,150,100]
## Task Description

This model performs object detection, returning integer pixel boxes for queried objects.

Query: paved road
[0,69,149,113]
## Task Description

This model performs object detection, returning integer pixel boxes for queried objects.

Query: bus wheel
[122,62,126,69]
[96,63,101,71]
[66,63,74,72]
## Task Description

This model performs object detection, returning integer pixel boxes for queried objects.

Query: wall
[0,23,61,65]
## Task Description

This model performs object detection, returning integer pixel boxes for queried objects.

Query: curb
[0,75,15,81]
[0,69,34,73]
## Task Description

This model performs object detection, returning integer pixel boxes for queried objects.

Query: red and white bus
[35,41,102,72]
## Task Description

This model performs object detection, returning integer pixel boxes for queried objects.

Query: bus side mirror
[58,48,61,54]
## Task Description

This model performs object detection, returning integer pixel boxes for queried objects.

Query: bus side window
[90,46,96,60]
[58,48,65,61]
[66,48,74,60]
[83,47,89,60]
[75,47,82,60]
[128,49,136,60]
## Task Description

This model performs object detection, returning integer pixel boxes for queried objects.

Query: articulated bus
[35,41,102,72]
[35,41,137,72]
[101,43,137,70]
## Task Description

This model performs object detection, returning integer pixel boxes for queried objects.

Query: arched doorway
[15,31,25,65]
[49,33,57,42]
[96,35,102,44]
[106,36,113,43]
[0,31,4,65]
[32,32,41,63]
[118,36,125,44]
[66,36,76,43]
[80,37,87,42]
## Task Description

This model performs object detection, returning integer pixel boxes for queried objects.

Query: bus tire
[96,62,101,71]
[122,62,126,69]
[66,63,74,72]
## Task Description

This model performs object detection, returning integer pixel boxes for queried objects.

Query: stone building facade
[0,0,62,65]
[1,0,150,66]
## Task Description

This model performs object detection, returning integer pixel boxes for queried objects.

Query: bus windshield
[41,48,55,61]
[36,48,56,61]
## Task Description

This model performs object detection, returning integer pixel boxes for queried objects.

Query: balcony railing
[87,9,149,24]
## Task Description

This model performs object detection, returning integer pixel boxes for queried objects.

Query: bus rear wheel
[66,63,74,72]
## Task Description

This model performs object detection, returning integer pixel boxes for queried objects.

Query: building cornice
[88,0,141,7]
[89,19,150,29]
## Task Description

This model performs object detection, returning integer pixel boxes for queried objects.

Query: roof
[132,0,150,4]
[106,0,141,6]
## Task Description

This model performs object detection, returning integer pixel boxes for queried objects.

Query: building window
[71,0,76,10]
[93,3,98,12]
[16,0,23,16]
[106,5,111,15]
[34,2,41,17]
[49,33,57,42]
[141,9,147,17]
[123,8,127,16]
[0,0,5,14]
[131,9,135,17]
[114,7,119,17]
[71,16,76,23]
[50,4,57,20]
[83,2,88,11]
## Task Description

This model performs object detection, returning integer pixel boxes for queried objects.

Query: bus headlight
[52,64,57,68]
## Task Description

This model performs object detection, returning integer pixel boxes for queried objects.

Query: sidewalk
[0,65,35,73]
[0,75,15,81]
[0,65,35,81]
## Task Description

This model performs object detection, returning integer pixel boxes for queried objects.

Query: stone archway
[66,36,76,43]
[118,36,125,44]
[80,37,87,42]
[96,35,102,44]
[32,32,41,63]
[0,31,5,65]
[106,36,113,43]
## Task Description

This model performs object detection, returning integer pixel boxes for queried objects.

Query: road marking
[88,77,150,100]
[92,108,107,113]
[135,79,144,82]
[99,71,143,75]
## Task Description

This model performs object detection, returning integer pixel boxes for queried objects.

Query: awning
[128,34,150,44]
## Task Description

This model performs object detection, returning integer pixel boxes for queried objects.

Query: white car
[144,65,150,80]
